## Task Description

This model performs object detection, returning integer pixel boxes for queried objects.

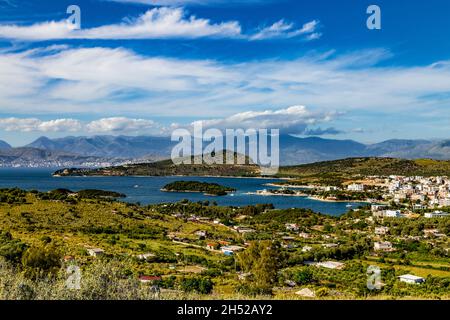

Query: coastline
[246,191,371,204]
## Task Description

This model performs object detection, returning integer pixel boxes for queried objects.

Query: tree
[21,244,62,279]
[294,268,314,285]
[236,240,281,294]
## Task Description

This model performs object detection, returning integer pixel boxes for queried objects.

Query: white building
[424,211,450,218]
[398,274,425,284]
[371,204,387,212]
[285,223,299,232]
[316,261,345,270]
[374,241,393,252]
[384,210,402,218]
[347,184,364,192]
[375,226,389,235]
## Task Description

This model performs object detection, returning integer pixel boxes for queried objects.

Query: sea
[0,168,365,216]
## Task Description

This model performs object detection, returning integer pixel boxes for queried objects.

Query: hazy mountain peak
[0,140,12,150]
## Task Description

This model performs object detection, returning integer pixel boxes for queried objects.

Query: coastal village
[0,171,449,299]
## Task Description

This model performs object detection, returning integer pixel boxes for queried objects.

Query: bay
[0,168,364,216]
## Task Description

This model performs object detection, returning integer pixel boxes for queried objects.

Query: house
[139,275,162,284]
[347,184,364,192]
[423,229,445,238]
[322,243,339,249]
[374,241,394,252]
[398,274,425,284]
[87,248,104,257]
[424,211,450,218]
[384,210,402,218]
[413,204,426,211]
[301,246,313,252]
[237,228,256,234]
[316,261,345,270]
[195,230,207,239]
[285,223,299,232]
[375,226,389,235]
[299,232,311,239]
[371,204,387,212]
[206,243,218,250]
[221,245,244,256]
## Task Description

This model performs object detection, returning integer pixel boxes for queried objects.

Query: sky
[0,0,450,146]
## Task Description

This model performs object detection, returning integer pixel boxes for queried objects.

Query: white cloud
[250,19,320,41]
[191,106,335,133]
[1,46,450,129]
[0,7,318,41]
[0,118,82,132]
[0,108,338,135]
[85,117,158,133]
[0,7,242,41]
[0,117,161,134]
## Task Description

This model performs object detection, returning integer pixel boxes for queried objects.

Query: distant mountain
[0,140,11,150]
[279,136,367,165]
[27,135,174,159]
[0,147,123,168]
[5,134,450,167]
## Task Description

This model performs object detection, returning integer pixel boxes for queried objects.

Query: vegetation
[55,157,450,183]
[0,188,448,300]
[162,181,235,196]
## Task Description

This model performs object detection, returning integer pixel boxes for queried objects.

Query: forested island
[161,181,236,196]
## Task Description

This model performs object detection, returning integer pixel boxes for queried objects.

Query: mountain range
[2,135,450,167]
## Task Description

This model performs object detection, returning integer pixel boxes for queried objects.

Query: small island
[161,181,236,196]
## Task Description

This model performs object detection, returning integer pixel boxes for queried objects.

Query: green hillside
[277,157,450,185]
[55,157,450,181]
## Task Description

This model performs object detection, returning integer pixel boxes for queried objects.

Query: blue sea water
[0,168,364,216]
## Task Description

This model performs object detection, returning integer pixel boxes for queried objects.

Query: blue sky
[0,0,450,146]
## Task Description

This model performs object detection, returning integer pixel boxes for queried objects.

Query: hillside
[55,157,450,182]
[0,140,11,150]
[0,188,449,300]
[55,158,260,177]
[279,157,450,177]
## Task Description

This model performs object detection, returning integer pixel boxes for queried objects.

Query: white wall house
[347,184,364,192]
[374,241,393,251]
[424,211,450,218]
[384,210,402,218]
[398,274,425,284]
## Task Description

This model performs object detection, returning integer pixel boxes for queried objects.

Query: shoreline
[306,196,371,203]
[246,191,371,204]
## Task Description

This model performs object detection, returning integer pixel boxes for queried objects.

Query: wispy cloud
[0,7,317,41]
[1,46,450,125]
[0,7,241,41]
[250,19,320,41]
